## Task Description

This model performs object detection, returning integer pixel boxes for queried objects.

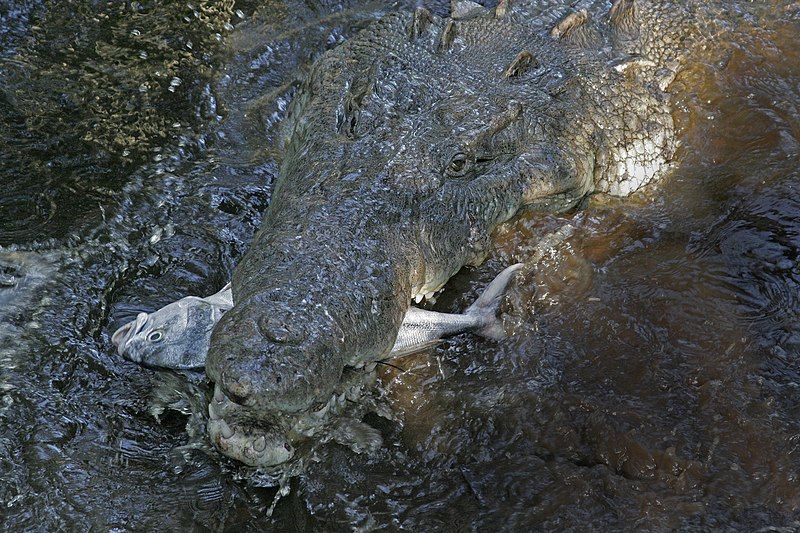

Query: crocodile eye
[147,330,164,343]
[445,152,470,177]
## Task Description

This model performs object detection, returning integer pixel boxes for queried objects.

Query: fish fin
[204,283,233,308]
[465,263,525,339]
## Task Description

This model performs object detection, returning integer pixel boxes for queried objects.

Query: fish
[111,283,232,369]
[112,264,523,370]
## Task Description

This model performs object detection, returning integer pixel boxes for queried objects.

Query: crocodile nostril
[257,314,305,344]
[221,372,253,405]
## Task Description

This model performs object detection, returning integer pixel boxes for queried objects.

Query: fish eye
[445,152,470,177]
[147,330,164,343]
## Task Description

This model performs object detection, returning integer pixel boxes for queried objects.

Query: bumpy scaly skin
[206,0,723,453]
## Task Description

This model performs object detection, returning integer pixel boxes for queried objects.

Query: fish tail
[465,224,575,340]
[465,263,524,340]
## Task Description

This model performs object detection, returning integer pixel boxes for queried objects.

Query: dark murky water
[1,1,799,530]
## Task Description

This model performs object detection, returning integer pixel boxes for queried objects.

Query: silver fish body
[391,262,525,355]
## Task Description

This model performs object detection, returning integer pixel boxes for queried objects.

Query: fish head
[112,296,226,369]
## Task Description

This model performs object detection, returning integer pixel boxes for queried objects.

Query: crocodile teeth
[253,436,267,452]
[208,402,221,420]
[313,400,330,419]
[414,294,424,304]
[213,384,225,403]
[218,419,234,439]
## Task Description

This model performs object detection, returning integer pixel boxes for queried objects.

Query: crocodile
[204,0,727,466]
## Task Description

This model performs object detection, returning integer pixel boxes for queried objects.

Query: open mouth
[207,384,295,468]
[111,312,148,356]
[206,365,380,468]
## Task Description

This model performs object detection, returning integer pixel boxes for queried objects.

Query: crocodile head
[206,2,676,464]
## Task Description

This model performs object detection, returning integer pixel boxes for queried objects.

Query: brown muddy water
[1,1,799,530]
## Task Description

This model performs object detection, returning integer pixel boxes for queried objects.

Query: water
[1,1,799,530]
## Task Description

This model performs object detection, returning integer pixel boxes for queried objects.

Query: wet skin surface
[203,0,694,466]
[1,0,800,530]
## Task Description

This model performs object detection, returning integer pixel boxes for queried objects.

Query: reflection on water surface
[1,1,799,530]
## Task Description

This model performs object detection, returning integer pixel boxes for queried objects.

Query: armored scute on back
[205,0,720,466]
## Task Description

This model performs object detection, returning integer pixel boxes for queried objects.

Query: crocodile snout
[206,298,344,414]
